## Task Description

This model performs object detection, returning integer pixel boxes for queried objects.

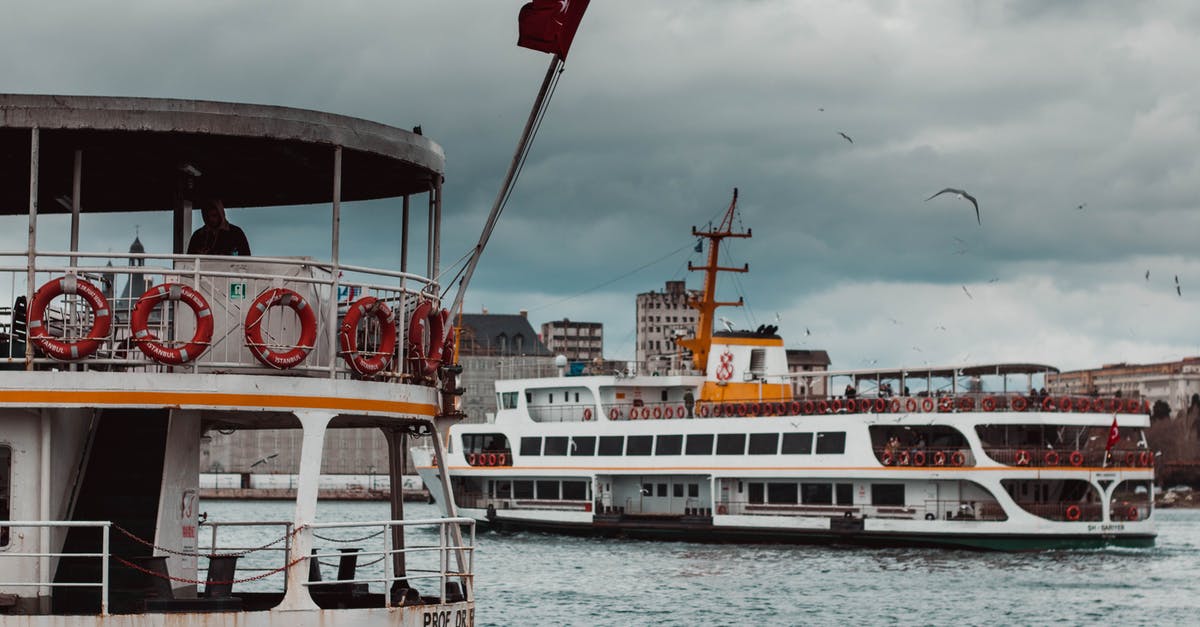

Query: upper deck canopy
[0,94,445,213]
[820,362,1061,382]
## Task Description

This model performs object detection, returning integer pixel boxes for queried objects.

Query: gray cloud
[3,0,1198,371]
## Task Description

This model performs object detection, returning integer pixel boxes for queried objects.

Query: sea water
[201,500,1199,626]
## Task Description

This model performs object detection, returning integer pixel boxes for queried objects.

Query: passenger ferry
[416,190,1156,551]
[1,94,475,625]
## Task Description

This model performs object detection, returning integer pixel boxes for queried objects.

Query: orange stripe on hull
[0,390,436,415]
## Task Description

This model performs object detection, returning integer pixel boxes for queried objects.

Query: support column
[381,427,411,601]
[275,411,335,612]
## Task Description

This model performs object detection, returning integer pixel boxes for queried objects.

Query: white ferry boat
[417,191,1156,551]
[1,94,475,625]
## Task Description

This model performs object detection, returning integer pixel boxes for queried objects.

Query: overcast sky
[3,1,1199,371]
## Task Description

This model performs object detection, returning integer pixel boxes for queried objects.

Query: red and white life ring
[880,450,894,466]
[339,296,396,375]
[698,404,711,417]
[921,398,935,412]
[132,283,213,365]
[912,451,927,466]
[407,301,446,378]
[716,504,728,515]
[1126,506,1139,521]
[1044,450,1060,466]
[610,407,621,420]
[244,287,318,369]
[1012,396,1029,412]
[27,276,111,361]
[583,407,593,421]
[1065,504,1082,521]
[1069,450,1084,467]
[933,451,947,466]
[981,396,996,412]
[1014,449,1031,466]
[951,451,966,466]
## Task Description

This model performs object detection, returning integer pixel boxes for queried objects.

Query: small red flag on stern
[518,0,591,59]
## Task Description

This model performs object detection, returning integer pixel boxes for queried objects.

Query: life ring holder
[338,296,397,376]
[27,276,111,361]
[407,300,446,378]
[244,287,319,369]
[131,283,213,365]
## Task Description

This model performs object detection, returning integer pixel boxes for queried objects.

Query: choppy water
[203,500,1200,626]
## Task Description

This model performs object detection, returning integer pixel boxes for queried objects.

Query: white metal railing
[0,520,111,615]
[198,520,295,591]
[1,250,441,379]
[304,517,474,607]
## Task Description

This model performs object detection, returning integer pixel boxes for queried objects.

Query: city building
[787,349,832,398]
[456,310,555,423]
[636,280,701,375]
[1047,356,1200,417]
[541,318,603,363]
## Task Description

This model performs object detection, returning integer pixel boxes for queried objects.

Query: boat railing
[0,250,441,380]
[527,403,595,423]
[723,500,1007,521]
[303,517,475,606]
[198,520,294,592]
[1009,501,1104,522]
[604,401,696,421]
[873,447,976,467]
[0,520,111,615]
[685,394,1149,419]
[980,446,1154,469]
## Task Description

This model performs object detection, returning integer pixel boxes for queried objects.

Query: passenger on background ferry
[885,435,900,458]
[844,384,856,399]
[187,197,251,256]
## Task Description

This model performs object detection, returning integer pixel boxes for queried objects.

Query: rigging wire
[529,242,693,313]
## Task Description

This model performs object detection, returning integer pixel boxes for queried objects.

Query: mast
[677,188,750,372]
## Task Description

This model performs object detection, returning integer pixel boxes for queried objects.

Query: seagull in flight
[888,317,901,325]
[961,285,973,299]
[1145,270,1150,282]
[1176,275,1182,296]
[805,327,812,336]
[934,324,947,331]
[1076,203,1086,210]
[987,277,999,284]
[837,131,853,144]
[926,188,980,225]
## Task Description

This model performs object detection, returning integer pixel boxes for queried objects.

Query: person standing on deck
[187,198,251,256]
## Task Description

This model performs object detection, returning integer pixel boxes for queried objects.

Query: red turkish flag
[518,0,591,59]
[1105,415,1120,452]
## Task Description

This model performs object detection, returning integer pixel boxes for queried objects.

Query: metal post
[276,410,334,611]
[328,146,342,377]
[447,54,562,335]
[39,411,50,613]
[432,179,441,290]
[382,522,393,607]
[401,195,409,274]
[70,150,82,267]
[100,523,110,615]
[25,128,39,372]
[382,427,408,592]
[429,423,471,598]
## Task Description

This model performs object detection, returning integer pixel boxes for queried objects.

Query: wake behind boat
[416,190,1156,551]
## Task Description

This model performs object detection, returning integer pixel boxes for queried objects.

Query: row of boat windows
[520,432,847,457]
[489,479,590,501]
[743,481,905,507]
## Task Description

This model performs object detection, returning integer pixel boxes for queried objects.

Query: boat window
[815,432,846,454]
[801,483,833,505]
[657,483,668,497]
[871,484,905,506]
[685,434,714,455]
[562,481,588,501]
[661,390,669,402]
[716,433,746,455]
[749,349,766,375]
[688,484,699,498]
[673,483,684,498]
[500,392,519,409]
[748,482,765,504]
[598,436,624,456]
[781,433,813,455]
[548,393,553,404]
[544,437,569,456]
[768,482,799,504]
[571,436,596,456]
[748,433,779,455]
[526,392,532,403]
[574,392,580,402]
[627,436,653,456]
[520,437,542,456]
[496,481,513,499]
[536,480,560,500]
[655,434,683,455]
[514,480,534,499]
[1,445,9,547]
[836,483,853,505]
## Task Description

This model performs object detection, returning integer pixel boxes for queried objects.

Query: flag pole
[446,54,562,333]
